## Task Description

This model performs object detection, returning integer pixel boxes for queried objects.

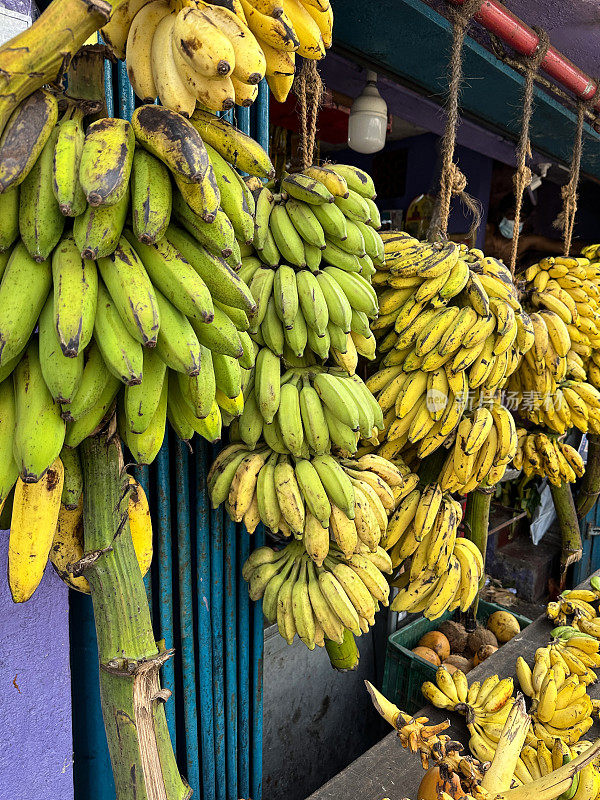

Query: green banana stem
[550,480,583,581]
[576,433,600,519]
[324,629,360,671]
[463,488,492,620]
[0,0,115,134]
[79,425,189,800]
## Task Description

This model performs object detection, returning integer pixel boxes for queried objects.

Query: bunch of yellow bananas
[366,234,529,467]
[513,430,585,485]
[438,400,518,493]
[509,254,600,434]
[546,586,600,627]
[242,537,390,649]
[208,442,400,565]
[102,0,332,111]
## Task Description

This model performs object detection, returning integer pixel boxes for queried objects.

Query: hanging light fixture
[347,71,388,154]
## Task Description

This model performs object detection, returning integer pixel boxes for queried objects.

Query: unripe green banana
[253,185,274,250]
[312,454,355,519]
[327,322,348,353]
[166,224,256,312]
[260,297,285,357]
[306,324,330,361]
[19,126,65,261]
[214,299,250,332]
[269,203,306,267]
[273,265,299,330]
[79,118,134,206]
[249,267,275,332]
[167,373,195,442]
[238,330,256,369]
[283,307,308,358]
[97,236,160,347]
[38,295,84,405]
[52,235,98,357]
[0,89,58,192]
[281,173,333,204]
[172,169,220,224]
[299,379,329,455]
[124,347,168,433]
[178,342,216,419]
[65,369,121,447]
[297,270,329,336]
[313,372,359,430]
[354,220,384,263]
[323,266,378,318]
[191,305,244,358]
[294,458,331,526]
[120,375,167,464]
[155,289,201,375]
[328,219,366,257]
[329,164,376,199]
[0,378,18,502]
[305,243,322,272]
[205,142,255,244]
[0,242,51,367]
[321,239,362,272]
[67,341,112,422]
[13,341,66,482]
[334,190,371,222]
[278,377,304,456]
[73,185,129,259]
[315,270,352,332]
[130,147,172,244]
[323,405,358,454]
[59,445,83,509]
[52,108,86,217]
[213,352,242,399]
[0,187,19,252]
[256,347,281,423]
[94,281,143,385]
[256,226,280,268]
[364,197,381,228]
[312,200,348,240]
[172,192,237,259]
[285,198,326,249]
[124,229,214,323]
[238,390,264,448]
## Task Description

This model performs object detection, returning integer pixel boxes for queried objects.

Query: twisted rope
[559,102,586,256]
[292,59,324,171]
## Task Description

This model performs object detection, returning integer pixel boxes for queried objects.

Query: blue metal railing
[71,55,268,800]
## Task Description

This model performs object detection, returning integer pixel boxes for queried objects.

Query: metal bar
[176,440,200,797]
[157,431,177,748]
[255,79,270,153]
[224,517,238,800]
[117,59,136,119]
[448,0,599,109]
[237,525,250,798]
[196,439,216,800]
[250,528,264,800]
[210,451,227,800]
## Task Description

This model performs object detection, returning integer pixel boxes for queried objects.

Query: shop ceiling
[329,0,600,179]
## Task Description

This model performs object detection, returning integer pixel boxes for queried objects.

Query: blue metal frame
[71,58,269,799]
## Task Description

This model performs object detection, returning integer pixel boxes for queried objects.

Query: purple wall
[0,534,73,798]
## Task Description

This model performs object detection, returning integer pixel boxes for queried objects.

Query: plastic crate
[382,601,532,714]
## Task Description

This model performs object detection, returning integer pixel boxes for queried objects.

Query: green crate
[382,601,532,715]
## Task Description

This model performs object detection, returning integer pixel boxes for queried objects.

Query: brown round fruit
[437,620,468,654]
[412,646,441,666]
[443,654,471,673]
[487,610,520,643]
[473,644,498,666]
[418,631,451,662]
[467,627,498,655]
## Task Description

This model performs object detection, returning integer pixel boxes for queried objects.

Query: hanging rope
[292,59,324,171]
[508,27,550,274]
[428,0,483,243]
[559,101,586,256]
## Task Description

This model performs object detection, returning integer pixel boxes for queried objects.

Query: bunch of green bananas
[232,362,384,456]
[437,401,518,494]
[364,233,530,466]
[241,538,390,650]
[239,163,382,365]
[207,442,402,563]
[513,430,585,485]
[0,100,288,493]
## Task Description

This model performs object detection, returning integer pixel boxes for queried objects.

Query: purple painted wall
[0,534,74,799]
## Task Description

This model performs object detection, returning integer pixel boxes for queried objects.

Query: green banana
[285,198,326,249]
[0,378,18,502]
[73,185,129,259]
[296,270,329,336]
[256,347,281,423]
[269,203,306,267]
[0,187,19,252]
[52,235,98,357]
[283,306,308,358]
[124,347,168,433]
[190,109,275,178]
[124,229,214,322]
[0,241,51,366]
[120,375,167,464]
[213,352,242,399]
[65,370,121,447]
[282,173,333,204]
[299,379,329,455]
[273,265,299,330]
[172,169,220,224]
[97,236,160,347]
[329,165,376,199]
[94,281,143,385]
[277,378,304,457]
[52,109,87,217]
[205,142,255,244]
[311,454,355,519]
[155,289,201,375]
[312,201,348,240]
[190,305,243,358]
[38,295,84,405]
[253,185,274,250]
[19,126,65,261]
[260,297,285,356]
[67,341,112,422]
[316,270,352,332]
[59,445,83,509]
[79,117,134,207]
[130,147,172,244]
[13,341,65,482]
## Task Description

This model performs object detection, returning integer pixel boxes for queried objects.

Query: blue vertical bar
[255,79,270,153]
[237,526,250,798]
[157,432,176,748]
[224,517,238,800]
[196,440,216,800]
[251,528,264,800]
[117,60,135,120]
[101,39,114,118]
[237,106,251,135]
[211,453,226,800]
[176,440,200,797]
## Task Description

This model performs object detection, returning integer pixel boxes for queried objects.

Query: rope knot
[450,165,467,194]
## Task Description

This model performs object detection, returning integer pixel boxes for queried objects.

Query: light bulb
[348,71,388,154]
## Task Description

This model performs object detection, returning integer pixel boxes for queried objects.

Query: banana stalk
[481,695,529,794]
[79,426,189,800]
[550,480,583,578]
[576,434,600,519]
[324,629,360,672]
[0,0,114,134]
[463,487,491,619]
